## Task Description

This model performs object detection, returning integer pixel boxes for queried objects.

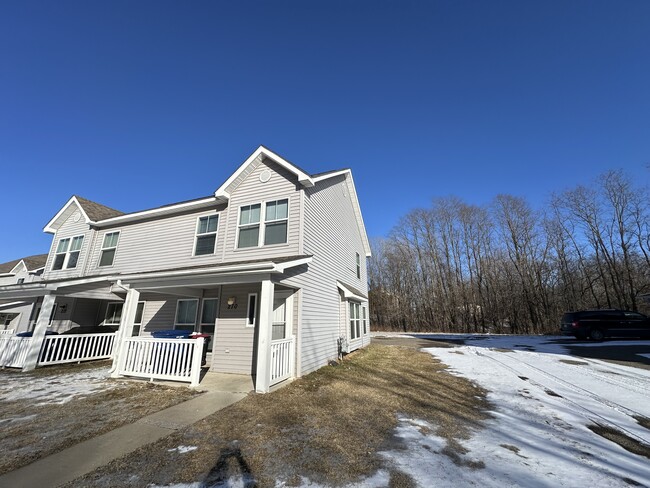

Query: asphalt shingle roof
[0,254,48,273]
[75,196,124,221]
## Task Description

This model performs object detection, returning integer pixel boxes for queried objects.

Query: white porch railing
[0,329,14,336]
[270,337,294,386]
[38,333,116,366]
[115,337,204,387]
[0,336,32,368]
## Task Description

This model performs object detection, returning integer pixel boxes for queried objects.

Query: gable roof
[0,254,48,274]
[44,196,124,233]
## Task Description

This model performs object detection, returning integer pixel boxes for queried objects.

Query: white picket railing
[270,337,294,386]
[0,336,32,368]
[0,329,14,336]
[116,337,204,386]
[38,333,116,366]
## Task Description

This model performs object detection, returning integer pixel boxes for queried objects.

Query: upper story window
[52,235,84,270]
[356,253,361,279]
[194,215,218,256]
[99,232,120,267]
[237,204,261,248]
[264,199,288,245]
[237,199,288,249]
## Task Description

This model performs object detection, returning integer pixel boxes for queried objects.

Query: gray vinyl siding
[210,284,260,375]
[138,294,183,335]
[86,206,226,275]
[221,158,301,263]
[282,174,369,375]
[43,206,93,281]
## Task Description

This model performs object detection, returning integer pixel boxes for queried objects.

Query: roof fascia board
[119,261,279,283]
[93,197,217,227]
[344,173,372,257]
[9,260,27,275]
[312,169,350,183]
[43,196,92,234]
[214,146,314,201]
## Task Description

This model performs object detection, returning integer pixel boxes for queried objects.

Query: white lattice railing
[0,329,14,336]
[270,337,294,386]
[0,336,32,368]
[38,333,116,366]
[116,337,204,386]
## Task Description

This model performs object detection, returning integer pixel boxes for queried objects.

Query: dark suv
[560,309,650,340]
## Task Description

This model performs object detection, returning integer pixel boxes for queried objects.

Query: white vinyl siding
[194,215,219,256]
[43,204,90,280]
[99,232,120,267]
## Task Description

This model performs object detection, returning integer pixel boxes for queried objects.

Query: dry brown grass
[588,423,650,460]
[70,344,491,487]
[0,363,198,474]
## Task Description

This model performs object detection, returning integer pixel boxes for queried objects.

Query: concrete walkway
[0,372,253,488]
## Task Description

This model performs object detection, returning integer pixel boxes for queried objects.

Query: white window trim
[174,298,199,327]
[200,297,220,325]
[52,234,85,270]
[193,215,219,257]
[349,301,361,340]
[105,301,123,326]
[246,293,258,327]
[362,305,368,335]
[235,198,290,250]
[98,231,120,268]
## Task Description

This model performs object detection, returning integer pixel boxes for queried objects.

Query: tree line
[368,170,650,334]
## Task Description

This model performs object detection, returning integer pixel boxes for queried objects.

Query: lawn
[64,343,491,487]
[0,361,199,474]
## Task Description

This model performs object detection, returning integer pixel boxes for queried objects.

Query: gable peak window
[194,215,219,256]
[52,235,84,270]
[99,231,120,267]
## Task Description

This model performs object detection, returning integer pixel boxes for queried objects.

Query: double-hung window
[349,302,361,339]
[194,215,218,256]
[237,199,289,248]
[99,232,120,267]
[175,299,198,331]
[237,204,261,248]
[52,235,84,270]
[264,199,288,245]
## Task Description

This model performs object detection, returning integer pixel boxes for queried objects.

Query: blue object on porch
[151,329,192,339]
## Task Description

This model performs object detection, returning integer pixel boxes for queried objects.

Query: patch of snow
[0,366,118,405]
[638,353,650,359]
[381,343,650,487]
[167,445,198,454]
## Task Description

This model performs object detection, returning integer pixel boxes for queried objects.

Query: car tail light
[572,321,580,328]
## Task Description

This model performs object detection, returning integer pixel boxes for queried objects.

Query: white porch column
[110,288,140,378]
[22,294,56,371]
[255,279,274,393]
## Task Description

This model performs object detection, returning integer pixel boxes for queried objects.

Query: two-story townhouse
[0,146,371,392]
[0,254,47,332]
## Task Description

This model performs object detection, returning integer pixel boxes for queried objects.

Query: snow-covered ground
[376,333,650,487]
[0,365,116,405]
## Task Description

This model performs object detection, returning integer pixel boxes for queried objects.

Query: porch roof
[337,280,368,301]
[0,255,312,299]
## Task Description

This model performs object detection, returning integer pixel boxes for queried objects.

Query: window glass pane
[52,254,65,270]
[363,307,367,334]
[250,204,260,223]
[276,199,288,219]
[99,248,116,267]
[134,302,145,325]
[103,232,119,248]
[56,238,70,253]
[247,294,257,326]
[70,236,84,251]
[176,300,197,325]
[240,206,250,225]
[66,251,80,269]
[106,303,123,324]
[195,234,216,255]
[198,217,208,234]
[201,299,218,324]
[272,324,285,341]
[264,222,287,245]
[266,201,276,221]
[207,215,218,233]
[238,226,259,248]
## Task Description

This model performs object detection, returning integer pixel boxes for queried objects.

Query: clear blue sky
[1,1,649,263]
